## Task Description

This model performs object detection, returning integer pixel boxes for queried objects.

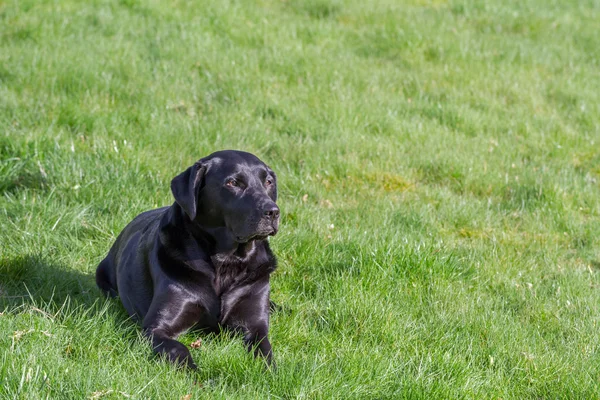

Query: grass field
[1,0,600,398]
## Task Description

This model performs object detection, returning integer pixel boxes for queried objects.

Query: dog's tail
[96,258,118,298]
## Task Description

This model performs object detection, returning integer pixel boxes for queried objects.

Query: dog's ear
[171,161,206,221]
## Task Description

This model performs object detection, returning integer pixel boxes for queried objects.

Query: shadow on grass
[0,254,126,318]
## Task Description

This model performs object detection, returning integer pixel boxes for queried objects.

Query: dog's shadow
[0,254,125,318]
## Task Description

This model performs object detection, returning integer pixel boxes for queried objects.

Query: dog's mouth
[235,228,278,243]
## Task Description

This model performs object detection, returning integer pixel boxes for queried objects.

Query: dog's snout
[263,204,280,220]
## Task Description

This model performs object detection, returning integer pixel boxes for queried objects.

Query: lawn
[1,0,600,398]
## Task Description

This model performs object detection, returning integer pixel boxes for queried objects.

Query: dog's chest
[212,261,245,296]
[210,253,256,297]
[209,245,271,297]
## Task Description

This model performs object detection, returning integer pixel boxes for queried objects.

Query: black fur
[96,150,280,369]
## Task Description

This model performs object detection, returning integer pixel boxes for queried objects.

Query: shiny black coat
[96,150,280,368]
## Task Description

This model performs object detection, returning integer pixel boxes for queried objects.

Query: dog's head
[171,150,279,243]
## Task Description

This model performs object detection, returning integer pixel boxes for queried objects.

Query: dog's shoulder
[119,207,169,238]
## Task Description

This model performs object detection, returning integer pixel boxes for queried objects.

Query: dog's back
[96,207,167,311]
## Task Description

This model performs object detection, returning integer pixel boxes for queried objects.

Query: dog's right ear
[170,162,206,221]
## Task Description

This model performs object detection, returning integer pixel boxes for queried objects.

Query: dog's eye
[226,179,238,187]
[265,179,273,187]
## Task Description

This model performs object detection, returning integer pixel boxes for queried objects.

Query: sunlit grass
[1,0,600,398]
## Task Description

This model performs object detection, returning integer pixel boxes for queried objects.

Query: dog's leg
[222,280,274,366]
[224,320,273,365]
[243,324,273,365]
[143,328,197,369]
[142,291,207,370]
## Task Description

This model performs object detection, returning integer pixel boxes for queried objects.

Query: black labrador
[95,150,280,369]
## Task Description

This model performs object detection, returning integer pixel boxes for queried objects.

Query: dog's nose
[263,205,280,220]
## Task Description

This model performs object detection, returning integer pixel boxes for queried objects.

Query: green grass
[1,0,600,397]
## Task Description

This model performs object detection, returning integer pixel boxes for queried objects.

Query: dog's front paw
[165,343,197,369]
[150,336,197,370]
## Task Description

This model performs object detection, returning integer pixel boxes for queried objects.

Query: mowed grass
[1,0,600,397]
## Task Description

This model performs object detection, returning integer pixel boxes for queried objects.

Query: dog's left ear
[171,161,206,221]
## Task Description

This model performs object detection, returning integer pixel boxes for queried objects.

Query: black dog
[95,150,280,369]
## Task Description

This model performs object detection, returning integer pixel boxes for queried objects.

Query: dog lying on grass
[96,150,280,369]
